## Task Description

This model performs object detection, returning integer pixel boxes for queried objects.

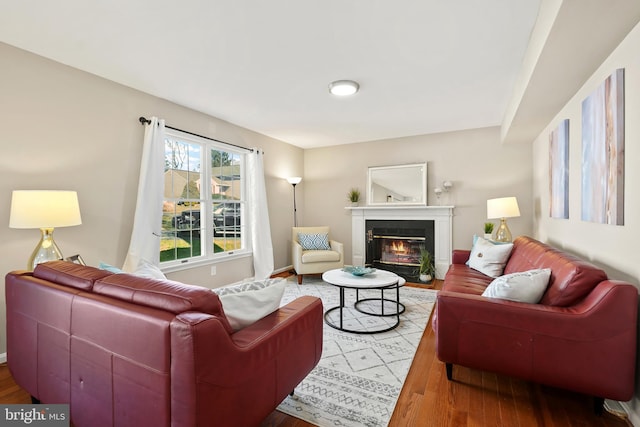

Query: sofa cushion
[301,249,340,263]
[482,268,551,303]
[467,237,513,278]
[34,260,112,291]
[215,278,288,331]
[94,273,227,319]
[443,264,493,294]
[504,236,608,306]
[298,232,331,250]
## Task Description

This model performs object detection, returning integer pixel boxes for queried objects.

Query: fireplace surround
[349,206,453,279]
[366,219,435,282]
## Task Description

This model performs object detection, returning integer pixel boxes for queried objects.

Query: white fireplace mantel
[347,205,454,279]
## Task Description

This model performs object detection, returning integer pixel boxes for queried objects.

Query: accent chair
[292,226,344,284]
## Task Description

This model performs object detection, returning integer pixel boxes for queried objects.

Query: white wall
[301,126,534,263]
[532,21,640,422]
[0,42,303,354]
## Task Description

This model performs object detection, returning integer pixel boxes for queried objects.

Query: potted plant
[417,248,435,283]
[347,188,361,206]
[484,222,494,240]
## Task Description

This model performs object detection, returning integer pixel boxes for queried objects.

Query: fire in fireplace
[366,220,435,282]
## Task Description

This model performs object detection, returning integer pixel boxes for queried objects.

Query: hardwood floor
[0,278,632,427]
[261,278,631,427]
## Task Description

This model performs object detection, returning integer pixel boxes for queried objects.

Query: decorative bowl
[342,266,376,276]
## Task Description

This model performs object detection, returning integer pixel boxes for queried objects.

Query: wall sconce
[434,187,443,204]
[434,181,452,205]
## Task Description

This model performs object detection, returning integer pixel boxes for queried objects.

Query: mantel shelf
[346,205,454,210]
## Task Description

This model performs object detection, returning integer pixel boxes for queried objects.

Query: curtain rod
[139,116,254,153]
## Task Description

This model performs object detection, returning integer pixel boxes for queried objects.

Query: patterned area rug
[277,276,437,427]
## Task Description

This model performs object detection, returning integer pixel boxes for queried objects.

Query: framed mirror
[367,163,427,205]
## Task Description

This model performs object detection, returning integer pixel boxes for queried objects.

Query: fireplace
[366,220,435,282]
[349,206,453,280]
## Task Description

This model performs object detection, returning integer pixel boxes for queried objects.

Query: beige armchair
[292,226,344,284]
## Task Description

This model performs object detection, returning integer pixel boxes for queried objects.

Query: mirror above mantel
[367,163,427,206]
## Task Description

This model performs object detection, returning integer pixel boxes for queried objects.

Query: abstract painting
[549,119,569,219]
[581,68,625,225]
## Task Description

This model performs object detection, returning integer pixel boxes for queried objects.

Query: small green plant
[484,222,495,234]
[418,248,435,277]
[347,188,361,203]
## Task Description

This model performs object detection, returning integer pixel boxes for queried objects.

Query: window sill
[160,251,252,274]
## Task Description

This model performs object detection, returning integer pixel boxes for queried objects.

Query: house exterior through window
[161,129,247,267]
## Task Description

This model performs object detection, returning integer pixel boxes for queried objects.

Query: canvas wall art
[549,119,569,219]
[581,68,625,225]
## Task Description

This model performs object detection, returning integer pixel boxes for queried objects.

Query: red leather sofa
[5,261,323,427]
[433,236,637,412]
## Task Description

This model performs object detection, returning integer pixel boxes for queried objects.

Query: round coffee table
[322,268,406,334]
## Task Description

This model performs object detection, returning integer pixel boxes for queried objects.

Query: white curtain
[247,149,274,279]
[122,117,166,272]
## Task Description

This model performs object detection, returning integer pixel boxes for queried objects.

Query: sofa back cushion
[94,273,227,317]
[503,236,607,307]
[34,260,112,291]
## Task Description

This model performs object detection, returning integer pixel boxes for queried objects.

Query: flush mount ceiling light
[328,80,359,96]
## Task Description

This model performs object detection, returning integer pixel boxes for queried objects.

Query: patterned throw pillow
[212,278,283,296]
[213,278,288,331]
[298,232,331,250]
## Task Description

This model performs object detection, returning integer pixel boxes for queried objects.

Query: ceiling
[0,1,542,148]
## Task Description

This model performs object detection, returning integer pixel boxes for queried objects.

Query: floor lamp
[287,177,302,226]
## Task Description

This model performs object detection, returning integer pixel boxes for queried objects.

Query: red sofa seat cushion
[504,236,607,307]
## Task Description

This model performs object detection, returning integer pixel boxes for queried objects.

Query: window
[160,129,247,266]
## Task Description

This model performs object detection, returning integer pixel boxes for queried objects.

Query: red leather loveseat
[5,261,323,427]
[433,236,637,412]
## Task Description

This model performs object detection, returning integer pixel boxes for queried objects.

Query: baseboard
[618,400,637,426]
[0,352,6,364]
[273,265,293,275]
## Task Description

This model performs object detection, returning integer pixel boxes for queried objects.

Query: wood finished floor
[260,276,631,427]
[0,277,632,427]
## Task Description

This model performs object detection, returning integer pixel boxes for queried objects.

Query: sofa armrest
[329,240,344,257]
[171,296,323,426]
[176,296,323,384]
[435,280,637,400]
[292,241,303,269]
[452,249,470,265]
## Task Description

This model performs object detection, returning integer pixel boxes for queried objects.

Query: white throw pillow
[134,259,167,280]
[467,236,514,278]
[218,278,288,332]
[482,268,552,303]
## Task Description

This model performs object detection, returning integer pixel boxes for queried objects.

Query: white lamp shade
[487,197,520,219]
[287,177,302,185]
[10,190,82,229]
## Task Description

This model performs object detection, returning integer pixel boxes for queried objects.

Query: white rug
[277,276,437,427]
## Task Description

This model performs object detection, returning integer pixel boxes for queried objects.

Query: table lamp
[9,190,82,270]
[487,197,520,242]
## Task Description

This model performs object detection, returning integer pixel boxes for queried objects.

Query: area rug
[277,276,437,427]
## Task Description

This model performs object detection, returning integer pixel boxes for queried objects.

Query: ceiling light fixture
[328,80,359,96]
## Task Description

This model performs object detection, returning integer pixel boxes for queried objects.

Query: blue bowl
[342,266,376,276]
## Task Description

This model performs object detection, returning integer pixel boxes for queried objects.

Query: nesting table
[321,268,406,334]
